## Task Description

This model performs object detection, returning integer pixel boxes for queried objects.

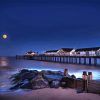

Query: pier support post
[84,57,86,65]
[54,56,56,62]
[62,56,64,63]
[79,57,81,64]
[94,58,97,66]
[89,58,91,65]
[66,57,68,63]
[69,57,71,63]
[74,57,77,64]
[60,56,62,62]
[72,57,74,63]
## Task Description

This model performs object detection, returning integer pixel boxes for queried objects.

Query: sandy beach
[0,88,100,100]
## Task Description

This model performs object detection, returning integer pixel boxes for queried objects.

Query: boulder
[10,70,38,84]
[60,77,68,88]
[20,79,32,89]
[20,69,29,74]
[31,74,49,89]
[42,70,63,76]
[10,69,72,90]
[10,82,23,90]
[60,77,77,88]
[71,75,76,79]
[49,80,60,88]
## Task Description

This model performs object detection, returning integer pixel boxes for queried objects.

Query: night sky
[0,0,100,56]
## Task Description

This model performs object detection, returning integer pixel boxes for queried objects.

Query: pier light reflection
[0,57,8,66]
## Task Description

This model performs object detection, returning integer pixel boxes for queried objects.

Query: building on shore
[44,48,75,56]
[25,51,38,56]
[44,50,58,56]
[75,47,100,56]
[57,48,75,56]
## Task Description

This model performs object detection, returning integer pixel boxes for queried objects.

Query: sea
[0,56,100,92]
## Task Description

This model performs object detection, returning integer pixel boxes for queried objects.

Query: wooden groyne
[16,55,100,66]
[67,79,100,94]
[87,80,100,94]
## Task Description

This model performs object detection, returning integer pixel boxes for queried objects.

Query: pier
[16,55,100,66]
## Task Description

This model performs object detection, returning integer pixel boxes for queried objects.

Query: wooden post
[70,57,72,63]
[94,58,97,66]
[48,56,50,61]
[45,56,46,61]
[52,56,54,62]
[79,57,81,64]
[64,69,68,76]
[65,56,69,63]
[53,56,55,62]
[54,56,56,62]
[82,71,88,92]
[89,57,91,65]
[56,56,57,62]
[50,56,52,61]
[56,56,58,62]
[44,56,46,61]
[88,72,93,80]
[75,57,77,64]
[84,57,86,65]
[72,57,73,63]
[60,56,62,62]
[62,56,64,63]
[68,56,71,64]
[46,56,48,61]
[58,56,60,62]
[49,56,50,61]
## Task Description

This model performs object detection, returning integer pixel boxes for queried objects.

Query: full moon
[2,34,8,39]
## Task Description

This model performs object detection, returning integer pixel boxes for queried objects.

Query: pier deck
[16,55,100,66]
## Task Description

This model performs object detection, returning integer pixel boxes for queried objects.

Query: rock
[31,74,49,89]
[10,82,23,90]
[20,79,32,89]
[60,77,68,88]
[60,77,77,88]
[71,75,76,79]
[11,70,38,85]
[49,80,60,88]
[21,72,37,81]
[10,69,67,90]
[53,71,63,75]
[20,69,29,74]
[42,70,63,82]
[43,74,63,82]
[9,73,19,79]
[42,70,63,76]
[30,70,38,75]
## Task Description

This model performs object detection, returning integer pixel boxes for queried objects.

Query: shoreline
[0,88,100,100]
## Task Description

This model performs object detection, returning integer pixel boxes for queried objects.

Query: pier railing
[16,55,100,66]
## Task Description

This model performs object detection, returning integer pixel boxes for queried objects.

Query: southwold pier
[16,55,100,66]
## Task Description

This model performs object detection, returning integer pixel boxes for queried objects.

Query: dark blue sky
[0,0,100,56]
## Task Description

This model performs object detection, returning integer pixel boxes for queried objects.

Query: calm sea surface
[0,56,100,92]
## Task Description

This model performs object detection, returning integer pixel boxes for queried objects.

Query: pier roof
[45,50,58,53]
[76,47,100,52]
[61,48,74,52]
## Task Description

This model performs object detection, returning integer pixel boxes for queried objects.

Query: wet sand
[0,88,100,100]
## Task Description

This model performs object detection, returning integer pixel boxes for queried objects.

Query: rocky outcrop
[10,69,76,90]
